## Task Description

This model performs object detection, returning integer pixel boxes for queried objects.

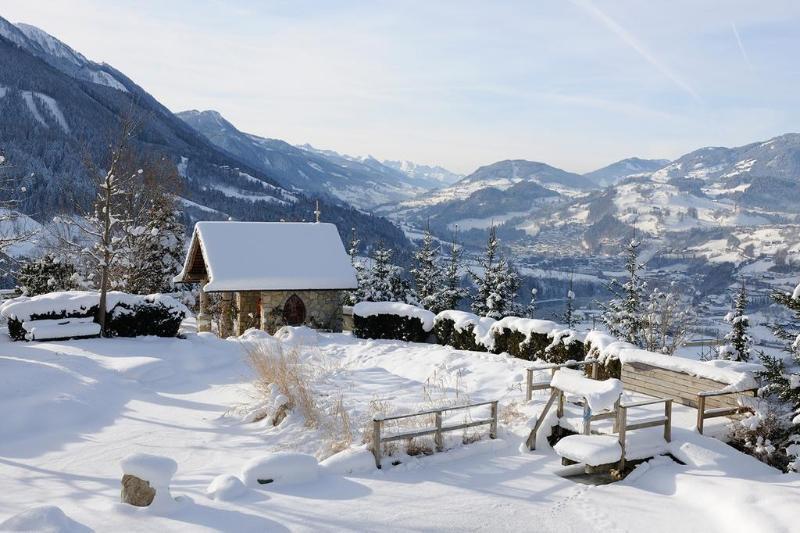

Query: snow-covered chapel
[174,221,358,335]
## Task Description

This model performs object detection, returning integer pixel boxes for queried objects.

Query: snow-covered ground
[1,323,798,532]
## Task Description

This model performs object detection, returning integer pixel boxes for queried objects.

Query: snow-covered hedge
[0,291,188,341]
[352,302,434,343]
[105,295,188,338]
[433,310,495,352]
[488,317,586,363]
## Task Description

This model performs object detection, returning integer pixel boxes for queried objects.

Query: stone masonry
[259,290,343,334]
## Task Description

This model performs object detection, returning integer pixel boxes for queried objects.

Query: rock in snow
[241,452,320,486]
[0,505,90,533]
[119,453,177,507]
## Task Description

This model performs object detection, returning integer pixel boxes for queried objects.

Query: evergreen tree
[760,283,800,411]
[16,253,78,296]
[124,194,186,294]
[470,225,522,319]
[561,277,576,328]
[718,281,752,362]
[439,228,468,311]
[601,238,646,345]
[411,227,446,312]
[360,243,414,303]
[525,287,538,319]
[344,227,366,306]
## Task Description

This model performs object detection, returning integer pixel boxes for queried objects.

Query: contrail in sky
[571,0,701,102]
[731,22,754,71]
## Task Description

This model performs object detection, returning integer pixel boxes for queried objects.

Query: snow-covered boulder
[120,453,178,507]
[274,325,319,346]
[241,452,320,486]
[206,474,248,501]
[319,445,376,475]
[353,302,435,343]
[0,506,90,533]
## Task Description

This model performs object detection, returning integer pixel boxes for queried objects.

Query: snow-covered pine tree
[360,243,414,303]
[526,287,538,319]
[343,227,366,306]
[760,283,800,412]
[439,228,468,312]
[411,227,446,312]
[124,193,186,294]
[470,225,522,319]
[601,237,646,345]
[16,254,78,296]
[718,281,752,362]
[561,277,575,328]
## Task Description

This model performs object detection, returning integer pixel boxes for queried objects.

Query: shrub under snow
[0,291,188,340]
[433,310,495,352]
[489,317,585,363]
[353,301,435,343]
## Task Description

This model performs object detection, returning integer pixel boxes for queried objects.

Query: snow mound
[554,435,622,465]
[0,505,90,533]
[319,445,376,475]
[206,474,248,501]
[274,325,319,346]
[120,453,177,487]
[550,368,623,412]
[241,452,320,486]
[353,302,435,332]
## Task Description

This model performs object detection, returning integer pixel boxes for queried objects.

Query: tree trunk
[97,177,113,336]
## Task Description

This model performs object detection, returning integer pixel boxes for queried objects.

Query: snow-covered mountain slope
[382,159,462,188]
[584,157,670,187]
[383,159,593,230]
[0,18,128,92]
[0,17,411,253]
[178,110,435,209]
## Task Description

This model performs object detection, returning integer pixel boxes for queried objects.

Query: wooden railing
[617,398,672,471]
[371,400,498,468]
[695,389,757,434]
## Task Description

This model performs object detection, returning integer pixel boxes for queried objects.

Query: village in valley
[1,2,800,532]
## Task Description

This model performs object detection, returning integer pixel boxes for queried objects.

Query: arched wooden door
[283,294,306,326]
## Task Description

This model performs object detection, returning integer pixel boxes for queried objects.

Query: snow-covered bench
[22,318,101,341]
[617,350,758,434]
[527,367,674,474]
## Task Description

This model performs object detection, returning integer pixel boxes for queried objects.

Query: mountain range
[0,15,409,253]
[2,14,799,295]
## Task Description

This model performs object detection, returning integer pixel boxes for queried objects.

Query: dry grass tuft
[245,341,320,428]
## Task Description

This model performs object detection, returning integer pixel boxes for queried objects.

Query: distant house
[174,222,358,335]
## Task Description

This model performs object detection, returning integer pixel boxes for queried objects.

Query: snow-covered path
[0,329,798,532]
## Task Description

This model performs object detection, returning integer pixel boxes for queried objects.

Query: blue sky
[4,0,800,174]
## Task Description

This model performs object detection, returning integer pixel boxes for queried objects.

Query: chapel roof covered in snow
[174,222,358,292]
